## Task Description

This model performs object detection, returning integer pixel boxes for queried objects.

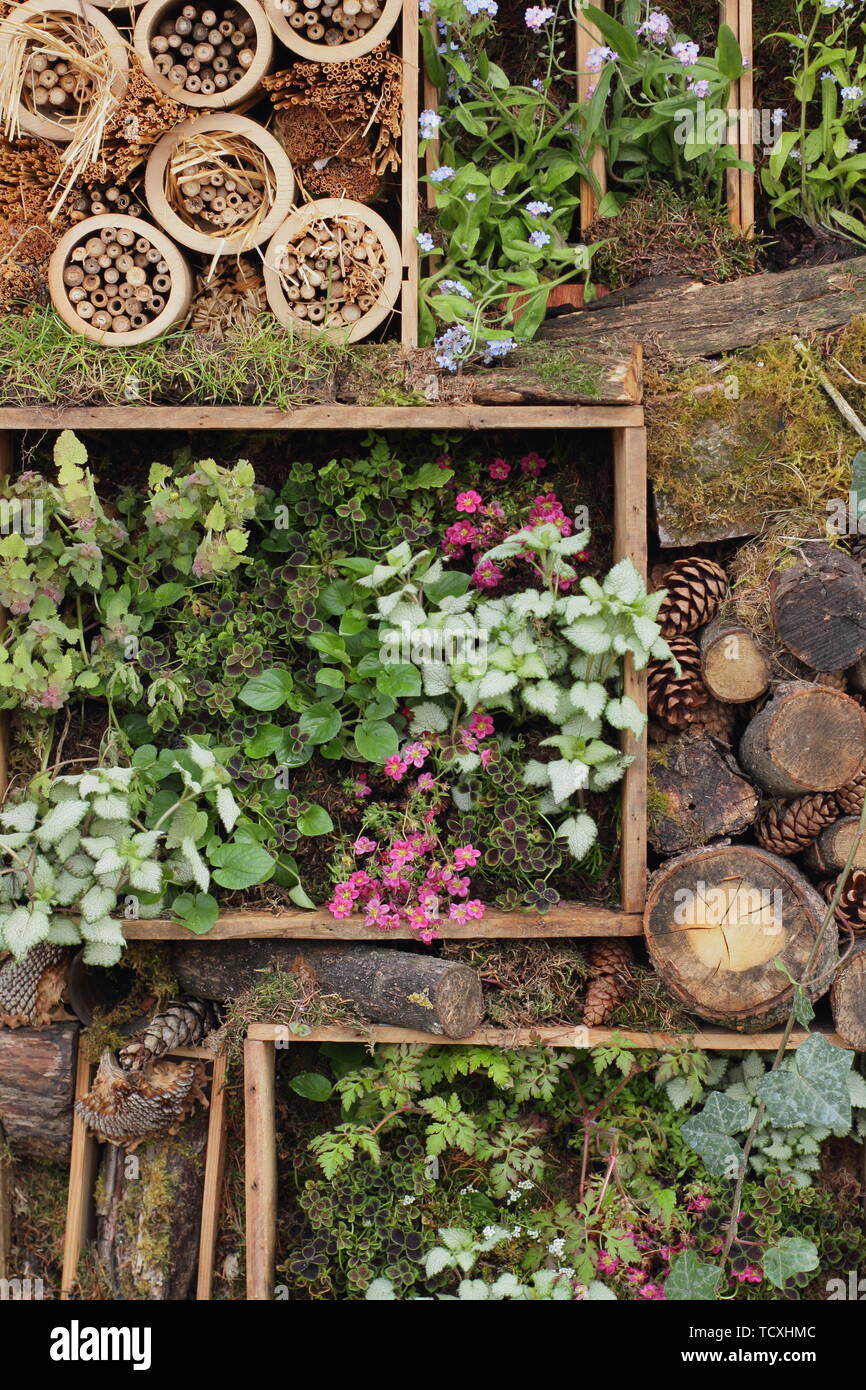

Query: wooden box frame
[241,1017,846,1300]
[0,405,647,940]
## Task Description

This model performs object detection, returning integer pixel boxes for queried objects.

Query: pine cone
[119,997,217,1071]
[0,943,68,1029]
[648,698,735,745]
[647,635,709,727]
[76,1049,207,1149]
[836,767,866,816]
[823,870,866,936]
[583,940,634,1026]
[658,556,727,637]
[754,794,839,856]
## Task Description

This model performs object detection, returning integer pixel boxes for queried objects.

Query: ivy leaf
[171,891,219,936]
[757,1033,853,1131]
[762,1238,819,1290]
[665,1250,722,1301]
[680,1091,750,1178]
[290,1073,333,1102]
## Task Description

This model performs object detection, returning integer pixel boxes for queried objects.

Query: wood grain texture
[738,0,755,236]
[61,1048,98,1299]
[0,404,646,429]
[401,0,420,347]
[576,0,607,228]
[0,1020,78,1161]
[124,903,644,939]
[614,424,648,914]
[196,1054,228,1301]
[244,1038,276,1301]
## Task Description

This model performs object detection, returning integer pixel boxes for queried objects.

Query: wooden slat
[0,1126,10,1282]
[614,423,648,914]
[576,1,608,228]
[0,431,11,803]
[60,1048,99,1300]
[738,0,755,236]
[400,0,420,347]
[244,1038,277,1302]
[246,1021,847,1051]
[196,1053,228,1302]
[0,404,644,430]
[124,903,643,941]
[722,0,742,232]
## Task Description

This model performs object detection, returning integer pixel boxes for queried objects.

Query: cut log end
[739,682,866,796]
[700,618,770,703]
[771,543,866,673]
[831,946,866,1051]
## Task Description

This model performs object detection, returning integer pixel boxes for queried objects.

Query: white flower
[548,1237,566,1257]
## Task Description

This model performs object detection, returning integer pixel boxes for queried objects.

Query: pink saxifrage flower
[455,489,483,513]
[488,458,511,479]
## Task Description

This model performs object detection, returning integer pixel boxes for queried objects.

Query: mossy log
[171,940,485,1038]
[699,617,770,703]
[0,1020,77,1161]
[95,1108,208,1300]
[830,944,866,1051]
[538,257,866,358]
[770,543,866,672]
[739,682,866,797]
[644,845,838,1029]
[648,734,758,854]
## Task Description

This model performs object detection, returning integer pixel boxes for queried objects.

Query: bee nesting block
[265,0,398,60]
[135,0,272,107]
[264,197,400,342]
[145,111,294,253]
[1,0,129,145]
[49,214,191,344]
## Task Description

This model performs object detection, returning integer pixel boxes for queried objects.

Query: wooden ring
[145,112,294,254]
[49,215,192,345]
[0,0,128,144]
[134,0,272,108]
[264,0,399,61]
[263,198,401,343]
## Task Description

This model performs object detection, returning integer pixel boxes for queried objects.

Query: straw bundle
[273,104,379,202]
[165,128,276,249]
[0,134,70,308]
[0,5,126,214]
[82,58,187,185]
[188,253,266,333]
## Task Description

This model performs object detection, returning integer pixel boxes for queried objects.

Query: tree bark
[699,616,770,703]
[830,943,866,1051]
[648,734,758,854]
[95,1108,208,1300]
[804,818,866,876]
[770,543,866,672]
[537,256,866,359]
[644,844,838,1029]
[171,940,485,1038]
[739,681,866,797]
[0,1020,77,1161]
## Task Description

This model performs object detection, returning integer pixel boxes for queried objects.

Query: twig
[793,336,866,445]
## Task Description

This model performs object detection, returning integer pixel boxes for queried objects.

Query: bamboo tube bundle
[265,0,400,62]
[135,0,272,108]
[264,197,400,341]
[49,212,192,343]
[69,181,145,222]
[145,112,294,253]
[0,1,129,211]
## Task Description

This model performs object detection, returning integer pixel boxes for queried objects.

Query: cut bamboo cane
[265,0,400,63]
[135,0,273,109]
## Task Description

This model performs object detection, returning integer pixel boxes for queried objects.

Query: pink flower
[353,836,378,855]
[459,730,478,752]
[455,490,483,513]
[471,559,503,590]
[734,1265,763,1285]
[465,898,485,919]
[384,755,407,781]
[327,894,355,919]
[468,712,494,738]
[448,901,472,924]
[488,458,511,479]
[417,771,436,792]
[402,742,429,768]
[596,1253,620,1275]
[453,844,481,869]
[687,1194,711,1213]
[519,451,547,476]
[480,747,493,769]
[624,1268,646,1286]
[353,773,372,799]
[638,1283,665,1301]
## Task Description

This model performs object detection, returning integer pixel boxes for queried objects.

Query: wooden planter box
[0,403,647,939]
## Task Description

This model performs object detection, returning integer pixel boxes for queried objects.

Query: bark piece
[739,681,866,796]
[804,818,866,876]
[644,844,838,1029]
[770,543,866,672]
[0,1020,77,1161]
[830,943,866,1050]
[648,734,758,854]
[700,616,770,703]
[171,940,485,1038]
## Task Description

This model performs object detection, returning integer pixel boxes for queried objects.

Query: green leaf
[580,5,638,62]
[239,668,294,711]
[375,664,422,697]
[757,1033,853,1130]
[425,571,470,603]
[172,891,219,935]
[716,22,744,80]
[665,1251,721,1301]
[762,1238,819,1291]
[680,1091,750,1178]
[149,582,186,609]
[290,1072,333,1102]
[244,724,286,758]
[209,842,276,890]
[298,703,342,746]
[297,804,334,837]
[355,721,399,763]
